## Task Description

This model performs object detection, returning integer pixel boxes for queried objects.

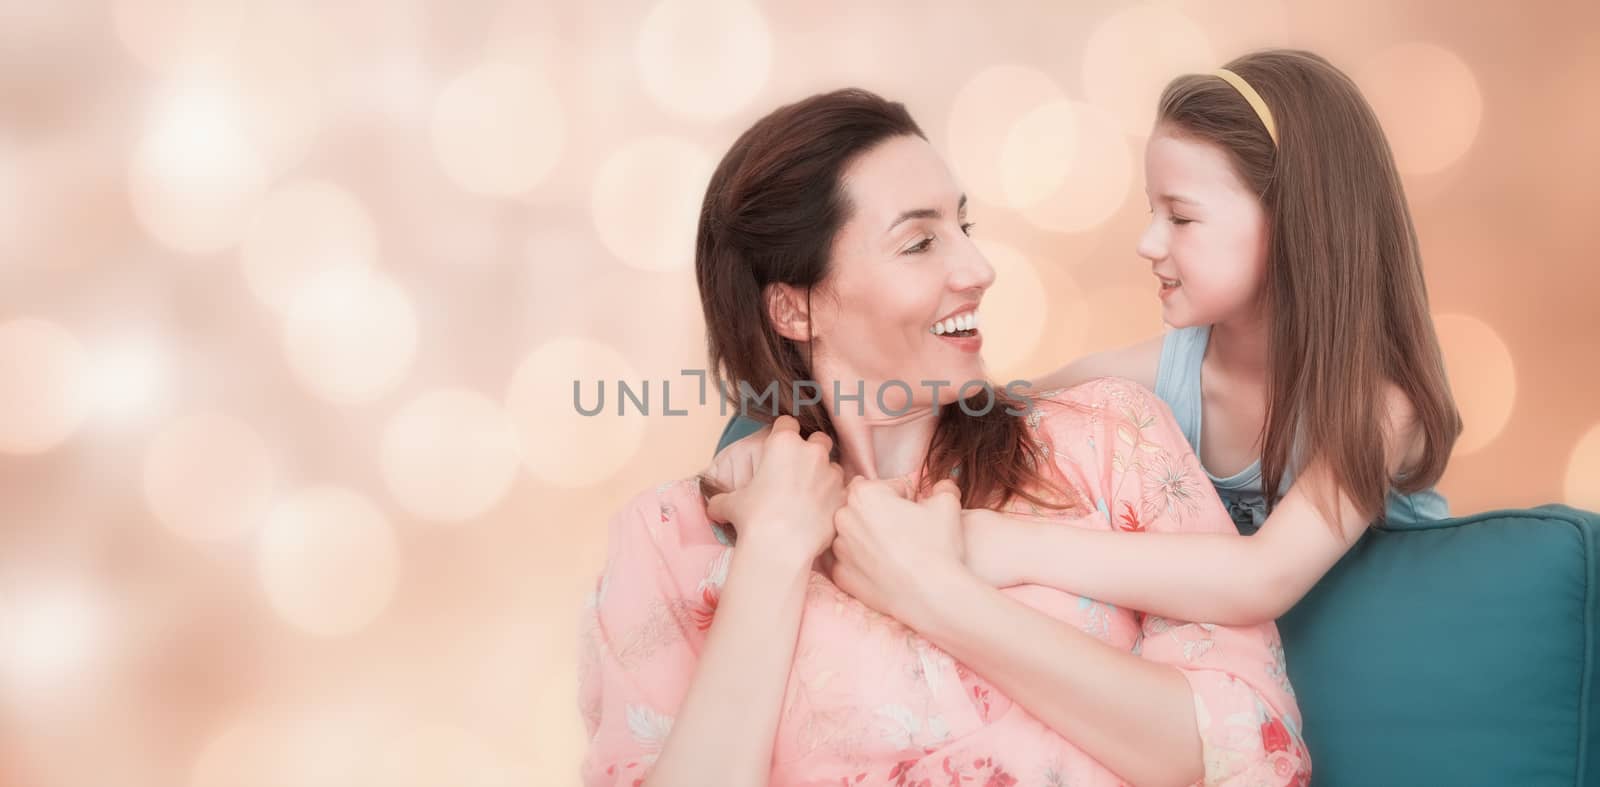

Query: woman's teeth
[1158,275,1181,289]
[930,312,980,336]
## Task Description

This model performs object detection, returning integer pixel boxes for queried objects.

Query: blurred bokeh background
[0,1,1596,784]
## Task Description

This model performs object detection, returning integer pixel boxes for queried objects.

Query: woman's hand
[829,477,968,625]
[705,416,842,566]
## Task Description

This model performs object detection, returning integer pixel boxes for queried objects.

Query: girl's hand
[961,508,1038,588]
[705,416,843,566]
[830,477,968,625]
[704,424,771,498]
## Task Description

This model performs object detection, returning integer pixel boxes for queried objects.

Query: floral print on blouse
[578,378,1312,786]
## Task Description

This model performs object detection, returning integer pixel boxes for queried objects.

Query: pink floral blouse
[578,378,1312,786]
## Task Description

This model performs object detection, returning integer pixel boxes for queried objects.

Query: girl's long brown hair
[1157,50,1462,524]
[696,88,1071,512]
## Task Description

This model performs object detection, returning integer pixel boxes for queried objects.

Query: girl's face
[1137,126,1270,328]
[805,134,995,411]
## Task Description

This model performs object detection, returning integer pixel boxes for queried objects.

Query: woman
[578,88,1310,786]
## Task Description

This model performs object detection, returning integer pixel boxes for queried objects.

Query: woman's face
[1137,126,1270,328]
[806,135,995,411]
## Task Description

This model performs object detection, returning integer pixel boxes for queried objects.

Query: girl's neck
[1207,309,1271,380]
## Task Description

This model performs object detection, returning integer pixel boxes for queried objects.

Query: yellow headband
[1212,68,1278,147]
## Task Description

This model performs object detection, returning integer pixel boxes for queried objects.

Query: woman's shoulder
[1024,377,1225,533]
[1016,377,1171,472]
[1020,376,1166,433]
[1030,375,1161,403]
[605,476,725,551]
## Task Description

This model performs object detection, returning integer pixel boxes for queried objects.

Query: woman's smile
[929,307,983,352]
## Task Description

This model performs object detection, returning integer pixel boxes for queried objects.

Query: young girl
[710,49,1461,627]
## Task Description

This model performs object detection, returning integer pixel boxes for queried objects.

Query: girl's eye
[906,236,934,254]
[960,222,976,236]
[1170,216,1193,226]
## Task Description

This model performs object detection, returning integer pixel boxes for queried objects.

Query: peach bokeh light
[239,179,379,314]
[192,713,524,787]
[0,580,107,710]
[1435,313,1518,455]
[128,77,271,255]
[190,710,397,787]
[379,388,523,524]
[113,0,332,171]
[636,0,772,121]
[590,136,714,273]
[1568,423,1600,511]
[430,61,566,197]
[370,722,521,787]
[1356,42,1483,175]
[281,267,418,406]
[82,332,174,425]
[945,65,1068,208]
[1081,2,1217,137]
[973,240,1054,379]
[0,318,90,454]
[1176,0,1289,56]
[0,143,20,257]
[143,411,277,542]
[1082,285,1167,353]
[1015,101,1135,234]
[190,718,279,787]
[256,487,400,637]
[999,99,1079,210]
[508,337,647,489]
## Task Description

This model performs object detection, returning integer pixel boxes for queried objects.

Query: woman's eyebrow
[887,207,939,231]
[886,194,968,233]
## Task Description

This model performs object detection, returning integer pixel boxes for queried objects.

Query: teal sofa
[714,418,1600,785]
[1277,505,1598,785]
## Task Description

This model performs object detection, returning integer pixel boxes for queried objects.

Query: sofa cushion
[716,412,766,452]
[1278,505,1599,785]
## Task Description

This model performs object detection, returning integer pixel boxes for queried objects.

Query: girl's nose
[1136,217,1167,262]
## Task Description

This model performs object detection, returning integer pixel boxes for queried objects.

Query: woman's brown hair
[1156,49,1462,524]
[695,88,1071,512]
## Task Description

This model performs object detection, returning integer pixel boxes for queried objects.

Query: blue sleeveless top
[1153,326,1448,535]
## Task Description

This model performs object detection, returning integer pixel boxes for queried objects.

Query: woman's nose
[951,245,996,291]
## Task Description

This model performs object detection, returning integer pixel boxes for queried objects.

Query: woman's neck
[816,368,941,483]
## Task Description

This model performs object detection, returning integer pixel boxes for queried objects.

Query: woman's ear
[764,283,812,342]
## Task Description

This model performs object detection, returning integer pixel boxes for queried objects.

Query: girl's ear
[765,283,812,342]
